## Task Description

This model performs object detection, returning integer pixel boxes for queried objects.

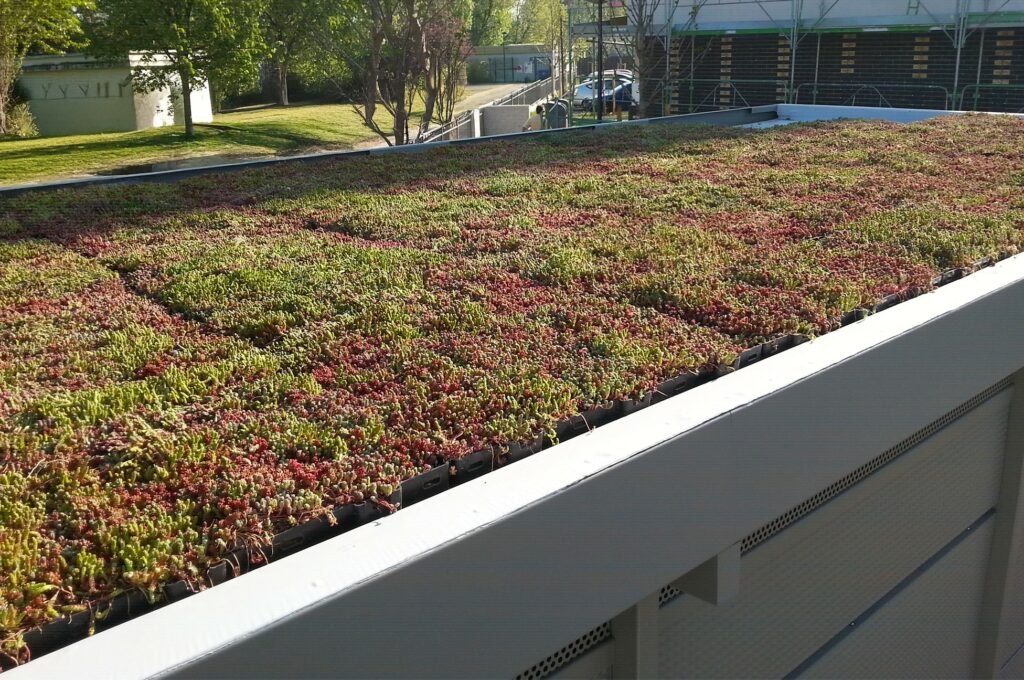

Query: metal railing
[678,78,788,112]
[959,84,1024,113]
[674,79,955,114]
[419,109,475,144]
[493,76,556,107]
[421,77,559,144]
[794,82,951,110]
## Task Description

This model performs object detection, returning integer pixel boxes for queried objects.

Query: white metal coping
[741,103,1018,129]
[8,251,1024,679]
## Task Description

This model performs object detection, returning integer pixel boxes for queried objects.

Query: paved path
[454,83,524,112]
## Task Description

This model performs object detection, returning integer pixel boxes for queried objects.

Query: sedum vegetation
[2,114,1024,663]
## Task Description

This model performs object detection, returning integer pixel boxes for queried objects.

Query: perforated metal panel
[658,584,682,606]
[1001,642,1024,679]
[796,515,996,679]
[740,378,1013,554]
[519,381,1013,680]
[994,380,1024,671]
[656,388,1011,678]
[516,623,611,680]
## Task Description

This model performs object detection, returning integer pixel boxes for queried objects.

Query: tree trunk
[394,104,407,145]
[0,56,17,136]
[636,49,649,119]
[419,59,439,140]
[277,60,289,106]
[180,71,195,138]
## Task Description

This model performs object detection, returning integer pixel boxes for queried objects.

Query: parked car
[580,80,635,114]
[586,69,634,82]
[573,77,634,110]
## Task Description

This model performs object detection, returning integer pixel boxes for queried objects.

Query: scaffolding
[646,0,1024,115]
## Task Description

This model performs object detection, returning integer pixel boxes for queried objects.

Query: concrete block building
[17,53,213,137]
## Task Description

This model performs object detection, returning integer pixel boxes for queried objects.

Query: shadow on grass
[0,126,312,165]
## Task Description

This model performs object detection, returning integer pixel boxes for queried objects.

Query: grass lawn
[2,114,1023,666]
[0,103,418,186]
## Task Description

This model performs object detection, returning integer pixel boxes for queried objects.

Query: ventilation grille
[738,376,1013,554]
[659,584,682,606]
[519,377,1013,677]
[515,623,611,680]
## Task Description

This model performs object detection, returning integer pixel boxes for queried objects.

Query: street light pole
[597,0,604,121]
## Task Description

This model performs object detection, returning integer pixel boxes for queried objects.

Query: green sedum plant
[2,113,1024,663]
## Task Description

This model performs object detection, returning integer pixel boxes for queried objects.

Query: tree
[309,0,470,146]
[625,0,670,118]
[421,0,471,127]
[88,0,266,138]
[470,0,514,46]
[0,0,89,136]
[359,0,425,146]
[262,0,334,106]
[507,0,565,89]
[507,0,562,46]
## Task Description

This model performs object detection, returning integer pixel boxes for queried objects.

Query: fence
[415,75,561,142]
[960,83,1024,112]
[794,82,952,110]
[418,110,476,144]
[679,77,789,111]
[650,27,1024,117]
[670,78,956,113]
[492,76,557,107]
[420,77,560,144]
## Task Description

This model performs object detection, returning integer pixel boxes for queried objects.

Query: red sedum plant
[2,114,1024,664]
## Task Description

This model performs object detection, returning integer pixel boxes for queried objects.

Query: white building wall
[182,82,214,126]
[18,65,138,137]
[131,81,214,131]
[18,53,213,138]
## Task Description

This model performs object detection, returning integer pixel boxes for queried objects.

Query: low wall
[480,104,531,136]
[17,55,214,137]
[0,105,777,194]
[19,66,138,136]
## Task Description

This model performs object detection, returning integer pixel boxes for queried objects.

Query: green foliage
[0,0,88,56]
[260,0,345,105]
[0,0,90,136]
[506,0,565,47]
[87,0,266,135]
[471,0,514,45]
